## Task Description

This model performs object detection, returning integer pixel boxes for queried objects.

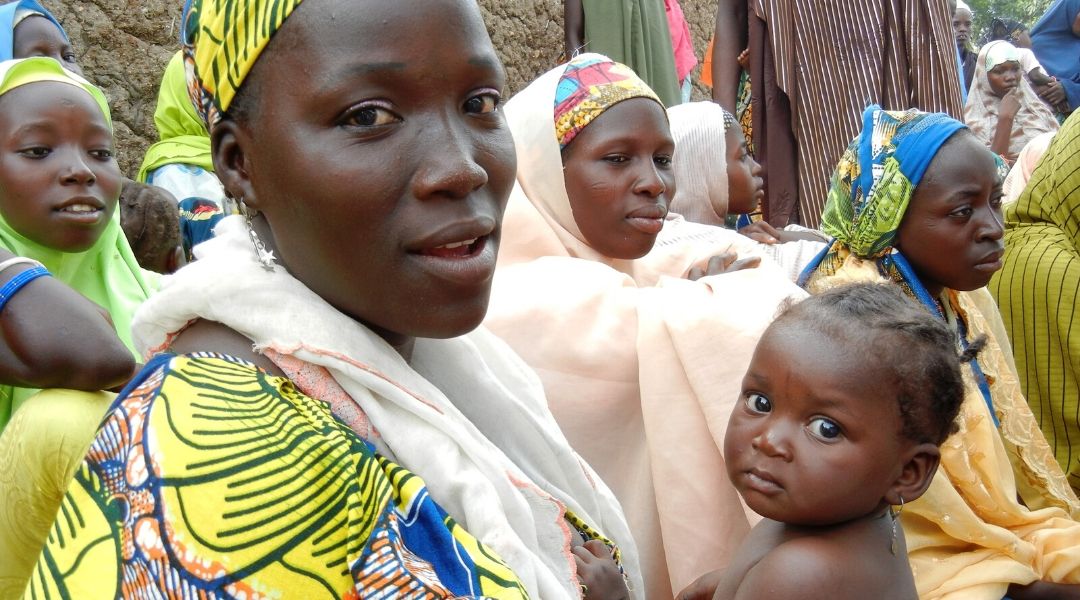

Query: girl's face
[217,0,516,347]
[0,82,119,251]
[561,98,675,259]
[895,133,1004,298]
[724,126,763,215]
[13,16,81,75]
[987,61,1021,97]
[724,322,911,526]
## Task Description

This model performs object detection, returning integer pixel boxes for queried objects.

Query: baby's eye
[342,104,399,128]
[744,393,771,414]
[19,147,50,158]
[807,417,842,441]
[464,92,501,115]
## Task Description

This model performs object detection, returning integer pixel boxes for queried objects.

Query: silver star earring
[237,198,276,271]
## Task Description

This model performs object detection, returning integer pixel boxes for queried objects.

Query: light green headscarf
[0,58,154,427]
[136,50,214,182]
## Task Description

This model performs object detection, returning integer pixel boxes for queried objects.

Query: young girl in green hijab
[0,57,152,427]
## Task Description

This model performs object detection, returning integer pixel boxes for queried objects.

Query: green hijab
[136,50,214,182]
[0,58,154,425]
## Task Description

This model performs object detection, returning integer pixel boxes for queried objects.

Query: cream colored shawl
[132,217,642,600]
[485,60,806,598]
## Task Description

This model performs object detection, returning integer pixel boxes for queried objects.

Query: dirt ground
[48,0,718,176]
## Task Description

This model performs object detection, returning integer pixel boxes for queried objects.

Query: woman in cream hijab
[485,54,805,599]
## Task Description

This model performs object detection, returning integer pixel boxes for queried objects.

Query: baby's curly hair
[119,180,182,274]
[774,282,981,446]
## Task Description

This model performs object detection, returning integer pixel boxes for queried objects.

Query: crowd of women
[0,0,1078,599]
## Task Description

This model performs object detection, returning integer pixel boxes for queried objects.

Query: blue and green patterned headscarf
[818,105,968,258]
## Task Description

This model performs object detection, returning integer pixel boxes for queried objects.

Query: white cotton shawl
[131,216,643,600]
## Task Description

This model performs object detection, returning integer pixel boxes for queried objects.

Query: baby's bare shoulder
[732,536,911,600]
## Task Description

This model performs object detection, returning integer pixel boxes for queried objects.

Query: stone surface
[48,0,717,176]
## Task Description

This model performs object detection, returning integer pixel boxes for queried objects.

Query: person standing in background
[710,0,963,228]
[564,0,683,107]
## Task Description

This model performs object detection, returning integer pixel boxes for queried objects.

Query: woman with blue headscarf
[801,105,1080,599]
[0,0,79,73]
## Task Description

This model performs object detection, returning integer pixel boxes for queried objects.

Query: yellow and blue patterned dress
[25,353,529,599]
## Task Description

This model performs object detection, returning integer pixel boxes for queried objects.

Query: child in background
[680,282,970,600]
[119,180,186,274]
[0,0,79,72]
[665,101,825,280]
[0,57,151,427]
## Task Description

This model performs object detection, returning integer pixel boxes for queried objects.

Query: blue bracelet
[0,265,50,313]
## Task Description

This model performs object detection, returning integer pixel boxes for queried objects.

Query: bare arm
[564,0,584,58]
[991,93,1020,160]
[1009,581,1080,600]
[711,0,748,110]
[0,248,134,390]
[1072,10,1080,37]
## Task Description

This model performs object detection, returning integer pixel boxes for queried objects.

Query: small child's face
[0,82,120,252]
[13,16,81,76]
[724,127,762,215]
[723,322,910,526]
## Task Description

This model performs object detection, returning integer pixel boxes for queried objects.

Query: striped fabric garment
[990,110,1080,492]
[749,0,963,228]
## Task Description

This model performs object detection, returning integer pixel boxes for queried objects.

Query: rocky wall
[49,0,718,176]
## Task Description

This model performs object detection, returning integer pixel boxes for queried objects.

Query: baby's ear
[166,245,187,274]
[885,443,941,506]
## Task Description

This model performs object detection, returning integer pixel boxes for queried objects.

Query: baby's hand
[737,48,750,70]
[573,540,628,600]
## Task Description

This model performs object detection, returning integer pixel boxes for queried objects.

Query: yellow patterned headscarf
[553,53,662,150]
[181,0,303,128]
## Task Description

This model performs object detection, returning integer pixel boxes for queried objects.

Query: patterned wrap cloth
[802,105,1080,600]
[554,54,661,150]
[181,0,303,128]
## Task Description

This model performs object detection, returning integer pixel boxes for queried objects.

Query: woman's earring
[237,198,276,271]
[889,495,904,555]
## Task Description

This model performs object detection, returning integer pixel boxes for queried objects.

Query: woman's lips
[626,205,667,235]
[410,235,496,287]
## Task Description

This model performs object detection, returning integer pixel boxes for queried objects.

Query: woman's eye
[745,393,771,414]
[808,417,842,441]
[89,148,113,160]
[949,206,973,218]
[342,105,399,128]
[604,155,628,164]
[464,92,501,114]
[654,154,672,167]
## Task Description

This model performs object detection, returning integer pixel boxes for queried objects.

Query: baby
[119,180,186,274]
[682,282,976,600]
